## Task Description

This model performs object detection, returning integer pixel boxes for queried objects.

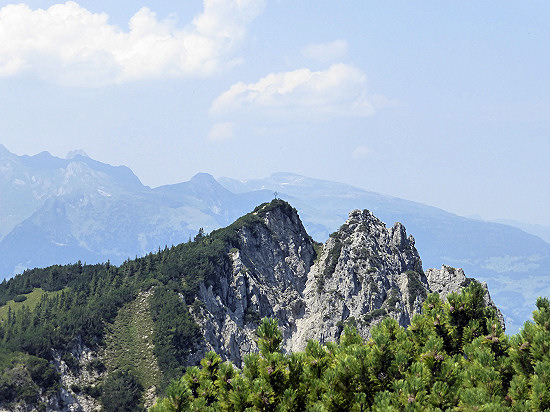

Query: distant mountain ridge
[493,218,550,244]
[0,145,549,333]
[0,146,273,276]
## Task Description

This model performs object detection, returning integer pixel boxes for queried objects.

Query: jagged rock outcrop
[288,209,429,352]
[189,201,316,366]
[192,204,504,361]
[426,264,505,329]
[49,340,103,412]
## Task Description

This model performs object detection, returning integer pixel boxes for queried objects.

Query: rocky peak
[342,210,423,273]
[426,265,505,329]
[425,265,469,299]
[189,203,504,363]
[287,209,429,351]
[234,201,315,292]
[191,200,316,366]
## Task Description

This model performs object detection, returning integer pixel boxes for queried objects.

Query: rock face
[426,265,505,329]
[192,204,504,363]
[49,339,103,412]
[189,202,316,366]
[288,209,428,352]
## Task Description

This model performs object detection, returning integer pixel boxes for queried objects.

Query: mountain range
[1,144,549,333]
[0,199,502,411]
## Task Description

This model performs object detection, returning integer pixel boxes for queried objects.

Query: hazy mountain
[0,146,549,332]
[0,146,272,276]
[493,218,550,245]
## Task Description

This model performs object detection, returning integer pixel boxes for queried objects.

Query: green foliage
[405,270,427,311]
[12,295,27,303]
[363,308,387,324]
[384,287,400,312]
[150,286,201,388]
[152,283,550,411]
[0,287,66,322]
[257,318,283,356]
[324,238,342,278]
[253,199,298,220]
[103,291,162,396]
[101,368,145,412]
[317,236,343,293]
[61,353,79,373]
[244,307,261,324]
[0,350,59,405]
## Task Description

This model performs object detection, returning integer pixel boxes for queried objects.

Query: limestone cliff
[189,201,316,366]
[191,204,503,362]
[288,209,428,352]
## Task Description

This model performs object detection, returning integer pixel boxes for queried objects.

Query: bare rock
[426,265,505,330]
[288,209,429,352]
[190,201,316,366]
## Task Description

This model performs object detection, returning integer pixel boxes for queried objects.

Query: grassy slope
[0,288,65,321]
[103,289,162,407]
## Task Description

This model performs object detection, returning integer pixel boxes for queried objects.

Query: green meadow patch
[0,288,66,321]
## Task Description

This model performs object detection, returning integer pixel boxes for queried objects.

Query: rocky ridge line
[190,203,503,364]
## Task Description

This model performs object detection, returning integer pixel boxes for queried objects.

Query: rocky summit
[190,201,317,366]
[188,201,502,365]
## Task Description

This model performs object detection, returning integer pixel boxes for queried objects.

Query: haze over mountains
[1,144,549,334]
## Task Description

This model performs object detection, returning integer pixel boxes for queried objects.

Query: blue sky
[0,1,549,226]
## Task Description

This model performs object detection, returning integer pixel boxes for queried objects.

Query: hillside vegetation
[0,287,66,321]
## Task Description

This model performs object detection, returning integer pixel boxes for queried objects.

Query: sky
[0,1,549,226]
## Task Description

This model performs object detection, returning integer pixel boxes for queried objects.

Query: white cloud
[211,63,376,119]
[301,40,348,63]
[208,122,235,141]
[0,0,265,86]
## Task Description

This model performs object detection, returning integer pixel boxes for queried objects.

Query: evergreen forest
[0,201,296,410]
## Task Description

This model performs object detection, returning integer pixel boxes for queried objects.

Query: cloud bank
[0,0,265,86]
[211,63,376,120]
